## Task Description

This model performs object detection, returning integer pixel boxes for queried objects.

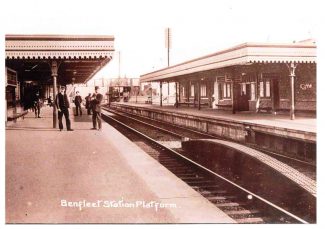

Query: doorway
[272,79,280,113]
[238,83,250,111]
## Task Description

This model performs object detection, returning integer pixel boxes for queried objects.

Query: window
[221,83,231,99]
[182,87,185,97]
[265,81,270,97]
[200,84,207,97]
[223,83,227,98]
[226,83,231,98]
[260,82,264,97]
[251,83,256,101]
[241,83,246,95]
[190,84,195,97]
[259,80,271,98]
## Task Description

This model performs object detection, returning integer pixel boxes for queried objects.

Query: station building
[140,39,316,119]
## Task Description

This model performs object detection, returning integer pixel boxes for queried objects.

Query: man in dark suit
[91,86,103,131]
[33,91,42,118]
[74,91,82,116]
[85,93,92,115]
[55,86,74,131]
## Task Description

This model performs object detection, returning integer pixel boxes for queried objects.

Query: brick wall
[295,64,316,111]
[259,63,316,112]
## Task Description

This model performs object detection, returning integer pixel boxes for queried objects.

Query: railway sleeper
[173,173,199,177]
[180,176,205,181]
[158,158,179,162]
[147,154,171,159]
[225,210,263,220]
[235,217,265,224]
[214,201,249,208]
[191,185,220,190]
[167,169,196,173]
[186,180,220,185]
[199,190,227,195]
[162,165,192,170]
[206,196,237,201]
[224,209,260,216]
[160,162,183,167]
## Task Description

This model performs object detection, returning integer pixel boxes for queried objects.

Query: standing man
[85,93,92,115]
[47,96,53,107]
[55,86,74,131]
[91,86,103,131]
[33,91,42,118]
[74,91,82,116]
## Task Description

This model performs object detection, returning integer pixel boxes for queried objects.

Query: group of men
[55,86,103,131]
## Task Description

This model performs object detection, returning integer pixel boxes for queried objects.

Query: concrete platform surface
[5,107,235,223]
[115,102,316,134]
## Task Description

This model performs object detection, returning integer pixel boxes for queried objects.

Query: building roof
[5,34,115,84]
[140,41,317,82]
[5,34,114,59]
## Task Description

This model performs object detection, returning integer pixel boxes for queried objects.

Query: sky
[1,0,325,227]
[0,0,322,79]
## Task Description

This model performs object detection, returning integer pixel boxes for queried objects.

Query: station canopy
[140,40,317,82]
[5,34,115,85]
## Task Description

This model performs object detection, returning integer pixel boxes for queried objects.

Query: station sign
[300,83,312,90]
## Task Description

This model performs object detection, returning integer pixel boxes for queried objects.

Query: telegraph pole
[165,28,171,67]
[165,28,172,104]
[118,51,121,78]
[118,51,121,102]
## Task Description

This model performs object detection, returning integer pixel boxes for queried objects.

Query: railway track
[101,107,312,224]
[104,105,316,179]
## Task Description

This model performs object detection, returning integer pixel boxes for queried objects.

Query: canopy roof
[5,34,115,85]
[140,41,316,82]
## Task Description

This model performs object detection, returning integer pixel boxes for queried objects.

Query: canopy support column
[187,81,190,105]
[198,81,201,110]
[51,60,58,128]
[167,82,170,104]
[287,62,297,120]
[160,81,162,107]
[178,81,181,106]
[231,80,236,114]
[175,81,178,108]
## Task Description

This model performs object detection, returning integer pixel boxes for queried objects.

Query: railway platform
[112,102,316,134]
[5,107,235,223]
[109,102,316,162]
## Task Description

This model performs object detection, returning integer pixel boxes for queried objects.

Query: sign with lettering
[300,84,312,90]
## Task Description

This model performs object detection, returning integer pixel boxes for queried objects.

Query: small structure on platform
[108,77,140,102]
[140,39,316,120]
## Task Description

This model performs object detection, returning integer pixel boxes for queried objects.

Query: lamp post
[287,62,297,120]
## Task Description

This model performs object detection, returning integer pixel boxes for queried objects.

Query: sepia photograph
[1,0,323,227]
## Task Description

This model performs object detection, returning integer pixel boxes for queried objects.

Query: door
[237,83,250,111]
[272,79,280,112]
[244,84,251,111]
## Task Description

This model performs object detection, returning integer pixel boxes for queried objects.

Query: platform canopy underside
[5,34,115,85]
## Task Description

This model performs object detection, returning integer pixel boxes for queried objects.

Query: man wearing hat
[91,86,103,130]
[74,91,83,116]
[55,86,74,131]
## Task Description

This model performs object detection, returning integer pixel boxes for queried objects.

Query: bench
[7,110,28,121]
[178,102,210,107]
[215,104,232,109]
[145,96,152,104]
[258,107,272,113]
[178,101,195,106]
